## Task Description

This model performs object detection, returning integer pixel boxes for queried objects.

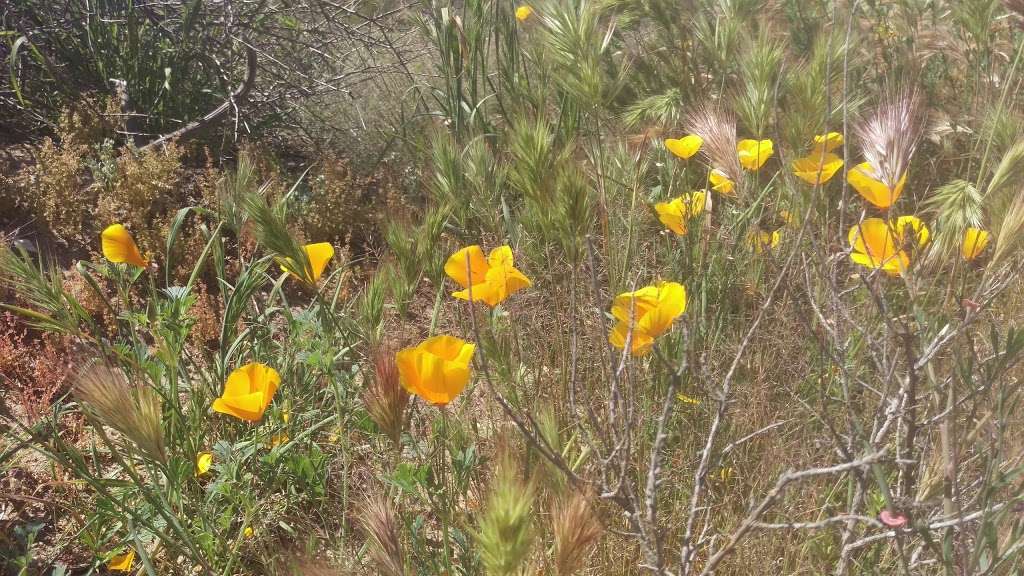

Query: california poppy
[395,335,476,406]
[655,191,706,235]
[709,169,735,195]
[962,227,991,261]
[101,224,148,268]
[212,363,280,422]
[664,135,703,160]
[196,451,213,476]
[792,153,844,185]
[281,242,334,284]
[268,432,289,448]
[748,229,781,253]
[608,281,687,355]
[676,392,701,404]
[812,132,843,154]
[444,245,532,307]
[847,162,907,209]
[848,216,929,276]
[107,549,135,572]
[737,139,774,171]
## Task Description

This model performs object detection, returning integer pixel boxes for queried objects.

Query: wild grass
[4,0,1024,575]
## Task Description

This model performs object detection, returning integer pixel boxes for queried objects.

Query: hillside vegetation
[5,1,1024,575]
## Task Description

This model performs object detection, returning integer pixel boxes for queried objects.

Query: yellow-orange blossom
[101,224,148,268]
[396,335,476,406]
[212,363,280,422]
[444,245,532,307]
[608,281,687,355]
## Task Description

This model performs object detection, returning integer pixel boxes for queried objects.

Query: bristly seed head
[363,344,409,447]
[553,492,603,576]
[685,103,742,185]
[477,444,536,576]
[75,362,166,464]
[856,84,927,189]
[359,494,406,576]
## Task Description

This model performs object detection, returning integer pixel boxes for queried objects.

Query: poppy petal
[101,224,148,268]
[444,246,489,289]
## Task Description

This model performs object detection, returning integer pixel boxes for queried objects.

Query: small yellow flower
[893,215,930,248]
[396,335,476,406]
[608,281,687,356]
[654,191,706,235]
[243,526,254,539]
[444,245,532,307]
[101,224,148,268]
[281,242,334,284]
[848,216,929,276]
[212,363,281,422]
[107,549,135,572]
[812,132,843,154]
[962,228,991,261]
[664,134,704,160]
[676,392,701,405]
[196,451,213,476]
[708,169,735,196]
[792,152,844,185]
[847,162,907,209]
[717,467,735,483]
[515,5,533,21]
[748,229,781,253]
[737,139,774,171]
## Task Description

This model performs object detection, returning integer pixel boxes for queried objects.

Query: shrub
[97,143,184,254]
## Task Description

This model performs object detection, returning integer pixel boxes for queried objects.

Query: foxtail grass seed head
[855,85,926,193]
[553,493,603,576]
[359,494,406,576]
[76,363,166,464]
[686,104,742,186]
[477,447,536,576]
[992,193,1024,265]
[363,344,409,446]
